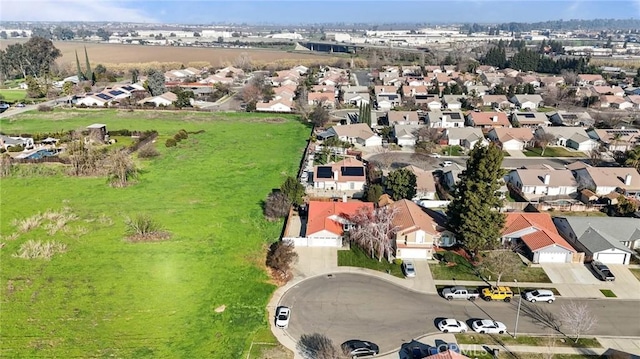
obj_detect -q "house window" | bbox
[349,182,355,190]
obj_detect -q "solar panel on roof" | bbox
[522,113,536,118]
[96,93,112,100]
[122,85,135,91]
[564,114,578,119]
[317,166,333,179]
[109,90,124,96]
[341,167,364,177]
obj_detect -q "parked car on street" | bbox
[524,289,556,303]
[438,318,469,333]
[429,153,441,158]
[441,161,453,167]
[341,340,379,358]
[275,306,290,328]
[402,260,416,278]
[591,261,615,281]
[481,286,514,302]
[471,319,507,334]
[442,286,480,301]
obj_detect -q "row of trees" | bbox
[29,26,113,41]
[0,37,61,81]
[482,44,599,74]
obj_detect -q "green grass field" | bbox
[0,89,27,103]
[0,109,309,358]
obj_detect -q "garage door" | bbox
[307,237,341,247]
[595,252,627,265]
[537,252,567,263]
[398,248,429,260]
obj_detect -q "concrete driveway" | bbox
[541,263,640,299]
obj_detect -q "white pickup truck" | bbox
[442,286,480,301]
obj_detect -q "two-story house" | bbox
[507,168,578,201]
[313,157,367,192]
[428,110,465,128]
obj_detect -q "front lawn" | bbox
[536,106,557,113]
[630,268,640,281]
[523,147,586,157]
[440,145,464,156]
[430,251,551,283]
[600,289,617,297]
[337,245,404,278]
[0,109,309,358]
[456,334,602,348]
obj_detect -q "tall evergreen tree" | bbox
[84,47,94,85]
[447,143,506,253]
[75,50,85,81]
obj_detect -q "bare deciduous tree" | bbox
[266,240,298,282]
[264,192,291,220]
[534,131,557,156]
[233,52,253,72]
[588,147,604,167]
[107,149,138,187]
[561,70,578,86]
[349,205,399,262]
[297,333,343,359]
[479,249,524,287]
[0,154,12,177]
[559,301,597,343]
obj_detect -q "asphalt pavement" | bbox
[278,273,640,354]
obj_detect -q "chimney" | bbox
[333,170,339,181]
[625,174,632,186]
[544,173,551,185]
[492,116,498,122]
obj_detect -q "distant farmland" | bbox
[0,39,348,71]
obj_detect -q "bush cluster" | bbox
[138,143,160,158]
[165,138,177,147]
[7,145,24,153]
[37,104,53,112]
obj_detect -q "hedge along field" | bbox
[0,109,309,358]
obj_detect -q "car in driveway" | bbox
[524,289,556,303]
[15,103,25,108]
[471,319,507,334]
[438,318,469,333]
[591,261,615,281]
[402,260,416,278]
[275,306,290,328]
[341,340,379,358]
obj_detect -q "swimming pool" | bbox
[24,149,60,160]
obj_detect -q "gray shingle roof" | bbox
[558,217,638,253]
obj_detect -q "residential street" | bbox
[279,273,640,354]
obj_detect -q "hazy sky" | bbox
[1,0,638,24]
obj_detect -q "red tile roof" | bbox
[306,201,373,236]
[503,213,575,252]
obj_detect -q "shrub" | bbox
[7,145,24,153]
[138,143,160,158]
[165,138,177,147]
[37,104,53,112]
[13,240,67,260]
[393,258,403,265]
[178,129,189,139]
[124,214,170,242]
[173,133,183,142]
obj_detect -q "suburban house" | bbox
[137,91,178,107]
[540,76,565,87]
[344,92,370,107]
[255,98,294,113]
[487,128,535,151]
[321,123,382,147]
[413,94,442,110]
[0,135,34,150]
[599,95,633,109]
[445,128,488,149]
[627,95,640,110]
[481,95,512,109]
[164,67,202,82]
[517,74,541,88]
[308,92,335,107]
[577,74,606,86]
[507,168,578,201]
[199,73,234,85]
[553,216,638,264]
[511,112,550,127]
[388,111,420,125]
[502,213,576,263]
[572,167,640,198]
[587,128,640,152]
[389,199,454,259]
[394,124,422,147]
[402,85,429,99]
[466,112,511,128]
[442,95,465,110]
[534,127,599,152]
[590,85,625,97]
[77,93,114,107]
[303,201,374,247]
[428,110,465,128]
[510,94,544,109]
[312,157,367,192]
[375,85,401,110]
[547,111,593,127]
[466,85,489,96]
[403,165,437,200]
[442,163,466,190]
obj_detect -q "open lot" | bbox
[0,109,309,358]
[0,89,27,102]
[0,39,343,69]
